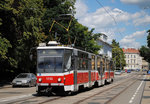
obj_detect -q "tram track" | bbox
[73,74,142,104]
[105,74,146,104]
[2,73,142,104]
[105,78,139,104]
[35,73,140,104]
[6,95,62,104]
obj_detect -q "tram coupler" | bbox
[45,87,52,93]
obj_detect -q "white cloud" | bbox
[133,15,150,26]
[120,0,150,9]
[120,30,146,48]
[75,0,150,48]
[75,1,149,30]
[75,0,88,18]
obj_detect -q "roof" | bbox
[37,46,73,50]
[122,48,139,54]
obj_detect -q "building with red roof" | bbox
[122,48,142,70]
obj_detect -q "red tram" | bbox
[36,41,114,94]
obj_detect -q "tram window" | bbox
[78,51,88,70]
[55,57,63,71]
[102,58,105,72]
[79,58,83,70]
[107,61,109,71]
[38,56,63,73]
[91,55,95,70]
[97,57,100,69]
[110,61,113,71]
[64,50,72,71]
[97,57,101,74]
[100,61,103,73]
[78,58,88,70]
[84,59,88,70]
[37,49,64,73]
[76,57,79,70]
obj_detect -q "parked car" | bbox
[147,70,150,74]
[127,69,131,73]
[114,70,122,75]
[136,69,140,72]
[12,73,36,87]
[121,70,125,73]
[142,69,147,72]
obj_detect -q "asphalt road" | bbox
[0,87,36,103]
[0,72,146,104]
[109,74,146,104]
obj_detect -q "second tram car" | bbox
[36,41,114,94]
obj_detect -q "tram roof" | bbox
[37,46,113,60]
[37,46,95,55]
[37,46,74,50]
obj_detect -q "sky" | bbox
[74,0,150,49]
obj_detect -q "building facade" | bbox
[122,48,142,70]
[97,34,112,58]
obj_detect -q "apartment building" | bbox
[97,34,112,58]
[122,48,142,70]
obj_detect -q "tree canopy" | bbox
[139,30,150,63]
[0,0,101,80]
[111,39,126,70]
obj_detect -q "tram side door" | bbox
[74,56,78,91]
[100,61,103,80]
[88,59,92,87]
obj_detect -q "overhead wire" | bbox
[95,0,124,37]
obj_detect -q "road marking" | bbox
[129,75,146,103]
[0,94,32,102]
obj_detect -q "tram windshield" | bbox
[37,49,72,73]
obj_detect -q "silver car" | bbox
[12,73,36,87]
[114,70,122,75]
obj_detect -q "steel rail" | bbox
[73,74,141,104]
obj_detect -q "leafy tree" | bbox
[14,0,46,73]
[42,0,76,40]
[0,17,12,61]
[140,46,150,62]
[0,0,102,81]
[112,39,126,70]
[42,0,101,54]
[147,30,150,48]
[68,21,101,54]
[140,30,150,63]
[0,0,46,81]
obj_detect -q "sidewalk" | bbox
[0,81,12,89]
[141,75,150,104]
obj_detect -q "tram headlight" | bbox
[38,78,42,82]
[58,78,61,82]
